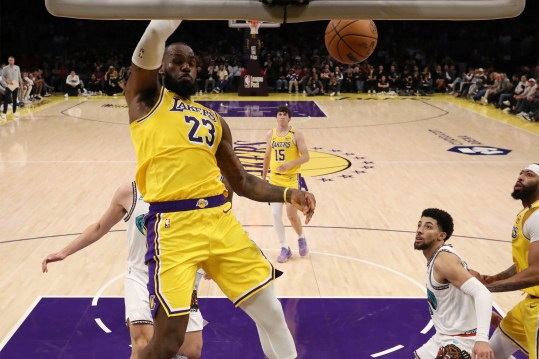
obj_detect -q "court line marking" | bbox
[371,344,404,357]
[94,318,112,334]
[92,272,125,306]
[0,225,509,245]
[0,296,42,351]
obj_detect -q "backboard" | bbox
[45,0,526,21]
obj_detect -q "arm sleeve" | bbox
[460,277,492,342]
[132,20,182,70]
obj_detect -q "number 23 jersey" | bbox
[130,87,226,202]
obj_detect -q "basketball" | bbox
[324,20,378,65]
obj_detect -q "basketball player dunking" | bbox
[413,208,494,359]
[125,20,316,359]
[42,182,204,359]
[262,105,310,263]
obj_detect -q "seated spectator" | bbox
[377,75,390,93]
[86,73,102,95]
[305,74,323,96]
[275,65,288,93]
[287,68,299,94]
[104,66,121,96]
[65,70,81,97]
[215,64,228,93]
[205,65,217,93]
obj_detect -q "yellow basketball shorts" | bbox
[498,294,539,358]
[145,201,280,318]
[269,173,301,189]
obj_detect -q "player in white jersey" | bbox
[413,208,494,359]
[42,182,204,359]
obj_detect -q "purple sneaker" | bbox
[298,237,309,256]
[277,247,292,263]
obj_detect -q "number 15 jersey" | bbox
[269,126,300,176]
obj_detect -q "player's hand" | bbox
[481,274,497,284]
[468,268,487,285]
[491,311,503,328]
[289,189,316,224]
[41,252,66,273]
[472,341,494,359]
[277,163,290,172]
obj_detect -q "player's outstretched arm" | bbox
[41,184,131,273]
[126,20,181,123]
[216,117,315,223]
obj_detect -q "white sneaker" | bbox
[503,100,511,106]
[64,93,69,98]
[336,91,341,96]
[502,108,511,114]
[330,92,335,96]
[480,97,488,105]
[13,112,20,118]
[0,113,6,121]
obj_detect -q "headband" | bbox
[524,164,539,176]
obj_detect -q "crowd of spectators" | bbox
[0,1,537,120]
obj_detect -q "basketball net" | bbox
[248,20,260,35]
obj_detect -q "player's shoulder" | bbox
[114,182,135,206]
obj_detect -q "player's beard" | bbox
[164,72,196,99]
[511,183,538,200]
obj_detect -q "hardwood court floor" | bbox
[0,92,537,351]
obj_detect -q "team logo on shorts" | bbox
[165,218,170,228]
[149,295,156,310]
[435,344,471,359]
[196,199,209,209]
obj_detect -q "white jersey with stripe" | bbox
[426,245,477,336]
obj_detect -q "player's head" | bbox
[161,42,197,99]
[276,106,292,124]
[415,208,454,250]
[511,163,539,201]
[8,56,14,65]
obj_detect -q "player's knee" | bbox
[179,343,202,359]
[131,336,150,357]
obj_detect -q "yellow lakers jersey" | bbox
[269,127,301,175]
[130,87,225,202]
[512,201,539,297]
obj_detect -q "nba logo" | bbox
[244,75,251,88]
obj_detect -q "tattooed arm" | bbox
[485,242,539,292]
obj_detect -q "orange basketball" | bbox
[324,20,378,65]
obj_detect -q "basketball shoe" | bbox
[277,247,292,263]
[298,237,309,256]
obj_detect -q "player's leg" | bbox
[140,307,190,359]
[490,299,529,358]
[271,202,291,262]
[414,334,441,358]
[178,331,203,359]
[124,270,155,359]
[177,295,205,359]
[285,202,308,256]
[142,211,201,359]
[239,283,297,359]
[203,205,296,359]
[127,321,153,359]
[489,328,519,359]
